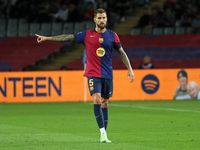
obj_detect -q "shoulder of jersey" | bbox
[85,29,95,34]
[88,29,95,32]
[86,29,116,35]
[106,29,116,34]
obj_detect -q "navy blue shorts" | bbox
[88,77,113,98]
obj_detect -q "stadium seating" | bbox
[130,27,191,35]
[67,34,200,70]
[40,23,52,36]
[0,19,194,37]
[131,28,141,35]
[0,21,95,37]
[0,37,62,71]
[29,23,40,36]
[85,22,95,30]
[175,27,185,34]
[74,22,86,33]
[18,23,29,37]
[0,20,6,37]
[164,27,174,34]
[18,18,26,25]
[186,27,192,34]
[0,20,97,71]
[152,28,163,35]
[63,22,74,34]
[0,17,200,71]
[7,19,18,37]
[51,23,63,35]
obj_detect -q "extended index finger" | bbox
[35,34,40,37]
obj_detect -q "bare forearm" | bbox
[120,52,132,69]
[115,47,134,82]
[116,48,132,69]
[49,34,75,42]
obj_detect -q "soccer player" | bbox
[35,8,135,143]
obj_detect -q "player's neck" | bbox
[95,27,106,33]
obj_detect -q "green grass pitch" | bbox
[0,100,200,150]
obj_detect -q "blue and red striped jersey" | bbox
[74,28,122,79]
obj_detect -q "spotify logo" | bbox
[141,74,159,94]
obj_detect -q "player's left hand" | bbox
[127,68,134,83]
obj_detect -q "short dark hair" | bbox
[177,70,187,80]
[94,8,106,17]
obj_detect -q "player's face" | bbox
[188,86,198,98]
[178,73,187,86]
[94,13,107,30]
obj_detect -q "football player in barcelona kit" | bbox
[35,8,134,143]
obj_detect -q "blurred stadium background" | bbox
[1,0,200,101]
[1,1,200,149]
[1,0,200,71]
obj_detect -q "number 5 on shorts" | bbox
[89,79,93,86]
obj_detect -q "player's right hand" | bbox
[35,34,48,43]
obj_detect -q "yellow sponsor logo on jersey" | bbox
[96,48,105,57]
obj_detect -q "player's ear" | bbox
[93,17,96,23]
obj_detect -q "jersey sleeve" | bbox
[114,32,122,50]
[74,31,87,43]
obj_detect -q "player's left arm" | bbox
[115,47,135,83]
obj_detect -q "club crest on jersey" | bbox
[99,38,104,43]
[90,87,94,91]
[96,48,105,57]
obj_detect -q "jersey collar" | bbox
[94,28,107,34]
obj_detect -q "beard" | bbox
[97,23,106,30]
